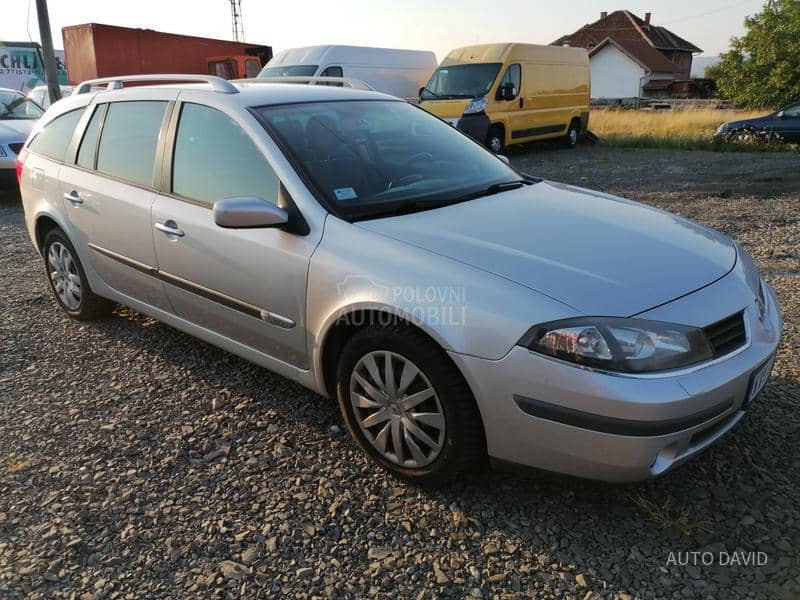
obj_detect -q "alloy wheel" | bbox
[48,241,81,310]
[349,350,445,468]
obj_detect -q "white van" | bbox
[258,45,437,101]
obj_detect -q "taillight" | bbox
[16,154,24,186]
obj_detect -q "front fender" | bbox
[305,216,580,393]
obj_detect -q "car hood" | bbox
[356,181,736,316]
[0,119,36,141]
[722,114,772,129]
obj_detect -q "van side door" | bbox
[151,101,320,369]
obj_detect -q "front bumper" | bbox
[448,114,490,144]
[450,282,782,482]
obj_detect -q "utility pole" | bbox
[35,0,61,105]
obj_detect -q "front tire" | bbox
[42,228,114,320]
[336,324,485,486]
[486,125,505,154]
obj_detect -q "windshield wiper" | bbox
[450,179,531,201]
[350,180,534,221]
[420,86,441,99]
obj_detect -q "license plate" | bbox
[745,355,775,408]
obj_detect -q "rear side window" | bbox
[172,103,278,205]
[27,109,83,161]
[96,101,167,187]
[77,104,107,169]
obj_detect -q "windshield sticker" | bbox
[334,187,358,201]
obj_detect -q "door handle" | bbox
[519,98,524,108]
[63,191,83,205]
[155,221,185,237]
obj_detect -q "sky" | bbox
[5,0,765,62]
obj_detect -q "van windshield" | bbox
[259,65,319,78]
[255,100,529,221]
[421,63,502,100]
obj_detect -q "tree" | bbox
[703,62,724,81]
[715,0,800,108]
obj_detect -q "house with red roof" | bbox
[552,10,704,100]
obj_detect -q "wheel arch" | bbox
[34,212,68,255]
[488,121,507,143]
[317,306,456,398]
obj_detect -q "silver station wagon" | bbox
[19,75,782,485]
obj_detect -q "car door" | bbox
[775,102,800,142]
[58,94,175,311]
[495,64,525,141]
[151,100,317,367]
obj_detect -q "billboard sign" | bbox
[0,42,68,92]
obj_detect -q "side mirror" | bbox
[776,110,785,119]
[498,82,516,101]
[497,154,510,165]
[214,196,289,229]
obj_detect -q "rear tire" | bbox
[561,119,580,149]
[486,125,505,154]
[42,228,115,320]
[336,324,486,486]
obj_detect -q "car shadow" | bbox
[91,306,798,542]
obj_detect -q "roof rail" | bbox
[235,76,374,91]
[74,74,239,95]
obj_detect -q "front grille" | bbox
[704,311,746,357]
[8,143,24,155]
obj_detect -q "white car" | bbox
[0,88,43,190]
[28,85,75,110]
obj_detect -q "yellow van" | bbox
[419,43,590,152]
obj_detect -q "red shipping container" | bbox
[62,23,272,84]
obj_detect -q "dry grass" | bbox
[5,457,37,474]
[629,493,714,540]
[588,108,791,151]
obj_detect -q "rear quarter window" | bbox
[27,109,84,162]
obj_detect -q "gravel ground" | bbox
[1,146,799,599]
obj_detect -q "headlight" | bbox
[519,317,714,373]
[737,243,762,297]
[463,96,488,115]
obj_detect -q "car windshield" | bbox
[256,100,527,220]
[0,91,44,120]
[259,65,319,78]
[420,63,502,100]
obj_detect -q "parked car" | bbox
[258,45,437,102]
[715,100,800,144]
[27,85,75,110]
[419,44,590,152]
[19,75,781,485]
[0,88,43,189]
